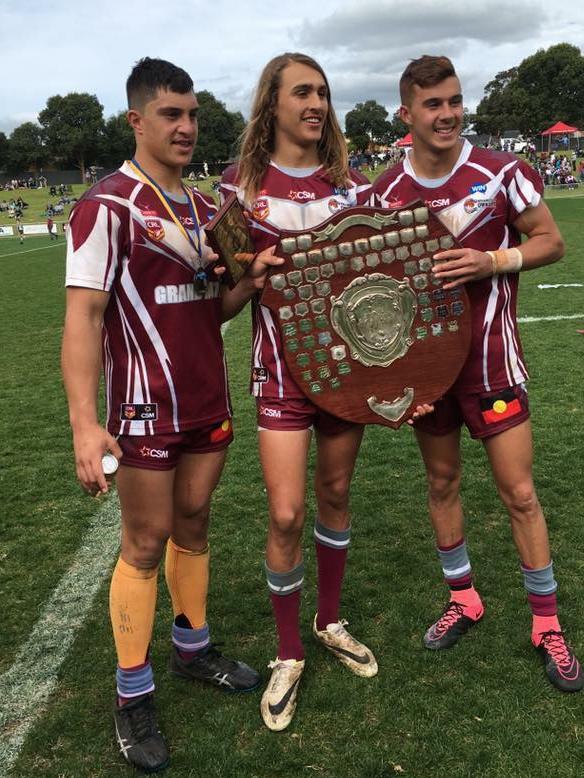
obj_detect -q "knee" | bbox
[269,507,305,544]
[316,472,351,513]
[124,530,169,570]
[426,465,461,505]
[500,481,540,520]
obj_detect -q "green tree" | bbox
[194,91,245,162]
[39,93,105,180]
[345,100,392,152]
[474,44,584,136]
[99,112,135,168]
[6,122,48,173]
[0,131,9,171]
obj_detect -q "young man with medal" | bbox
[62,57,280,773]
[372,55,582,693]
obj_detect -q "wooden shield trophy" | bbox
[260,201,471,428]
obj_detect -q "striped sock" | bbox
[266,561,305,661]
[437,539,482,617]
[116,660,155,706]
[172,620,210,661]
[521,561,560,644]
[314,519,350,631]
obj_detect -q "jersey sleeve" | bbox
[504,159,544,223]
[65,197,125,291]
[350,169,373,206]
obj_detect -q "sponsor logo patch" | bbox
[464,197,496,214]
[252,367,268,383]
[480,389,522,424]
[328,198,342,213]
[139,445,169,459]
[333,186,348,197]
[259,406,282,418]
[288,190,316,201]
[121,403,158,421]
[470,183,488,194]
[425,198,450,209]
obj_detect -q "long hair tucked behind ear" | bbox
[236,52,349,202]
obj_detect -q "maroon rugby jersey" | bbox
[221,163,371,398]
[372,140,543,393]
[66,161,231,436]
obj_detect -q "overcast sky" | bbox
[2,0,583,135]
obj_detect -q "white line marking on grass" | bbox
[0,243,63,259]
[0,496,121,776]
[537,283,583,289]
[0,317,234,775]
[518,313,584,323]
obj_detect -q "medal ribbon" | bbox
[127,158,202,257]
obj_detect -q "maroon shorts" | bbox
[118,419,233,471]
[256,397,358,436]
[414,384,530,440]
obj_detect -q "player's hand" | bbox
[432,248,493,289]
[407,403,435,425]
[72,423,122,496]
[243,246,285,290]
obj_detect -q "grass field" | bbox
[0,197,583,778]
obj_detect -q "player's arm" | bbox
[220,246,285,321]
[432,201,564,290]
[61,287,122,495]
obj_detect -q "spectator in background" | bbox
[47,216,57,240]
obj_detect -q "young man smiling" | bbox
[62,57,279,772]
[372,55,582,693]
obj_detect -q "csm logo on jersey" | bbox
[288,190,315,201]
[121,403,158,421]
[139,445,169,459]
[425,198,450,208]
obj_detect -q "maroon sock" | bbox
[316,542,348,631]
[270,590,304,660]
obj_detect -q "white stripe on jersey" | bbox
[482,276,499,391]
[377,171,408,205]
[260,304,284,399]
[515,168,540,209]
[252,304,264,398]
[116,296,150,436]
[119,268,180,433]
[65,203,120,290]
[501,273,527,385]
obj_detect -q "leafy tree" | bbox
[99,112,135,168]
[0,132,9,171]
[388,110,408,143]
[39,93,105,180]
[6,122,48,173]
[345,100,392,152]
[474,44,584,136]
[194,91,245,162]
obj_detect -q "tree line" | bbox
[1,43,582,173]
[0,91,244,178]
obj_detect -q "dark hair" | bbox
[399,55,457,105]
[126,57,193,109]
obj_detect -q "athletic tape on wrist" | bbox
[486,247,523,274]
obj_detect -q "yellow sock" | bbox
[109,557,158,668]
[164,538,209,628]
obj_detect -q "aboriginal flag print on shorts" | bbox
[480,388,522,424]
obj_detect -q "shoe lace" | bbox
[540,630,572,667]
[266,659,297,694]
[435,602,465,631]
[123,698,157,743]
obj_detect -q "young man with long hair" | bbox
[372,55,582,693]
[221,52,378,731]
[62,57,280,772]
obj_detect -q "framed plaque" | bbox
[260,201,471,428]
[205,193,255,288]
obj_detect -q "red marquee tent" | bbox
[396,133,413,147]
[540,121,578,135]
[541,121,579,152]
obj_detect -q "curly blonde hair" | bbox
[237,52,349,202]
